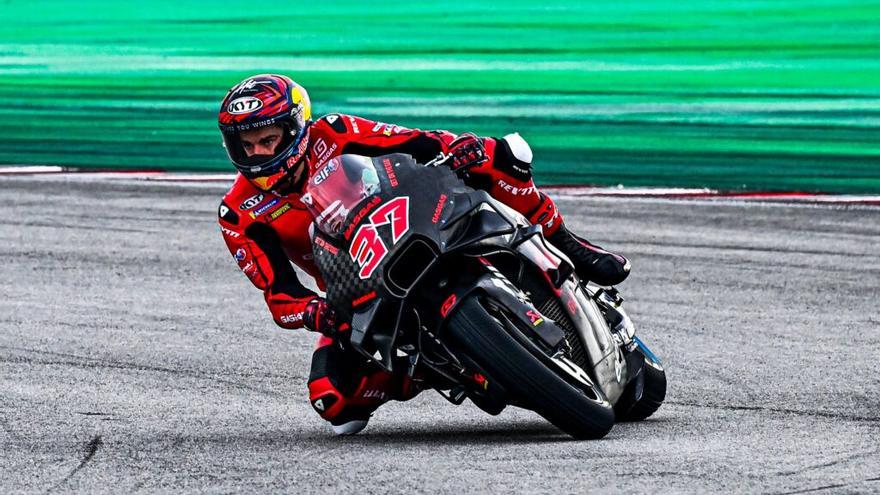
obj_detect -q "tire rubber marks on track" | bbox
[48,434,102,492]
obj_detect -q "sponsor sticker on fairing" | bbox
[314,236,339,255]
[234,248,247,261]
[312,160,338,185]
[362,389,388,400]
[382,158,398,187]
[431,194,448,224]
[525,309,544,327]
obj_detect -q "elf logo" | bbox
[312,159,337,185]
[227,96,263,115]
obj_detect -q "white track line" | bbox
[0,165,66,174]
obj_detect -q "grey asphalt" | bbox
[1,176,878,494]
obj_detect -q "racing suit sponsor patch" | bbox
[280,312,305,325]
[220,226,240,238]
[239,193,265,210]
[241,260,258,280]
[249,198,280,219]
[267,203,292,222]
[371,122,407,136]
[313,139,338,166]
[347,116,360,133]
[234,248,247,261]
[496,179,536,196]
[362,389,388,400]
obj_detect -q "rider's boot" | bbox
[547,224,630,286]
[330,412,371,435]
[527,193,630,286]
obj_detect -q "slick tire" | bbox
[447,295,614,440]
[614,358,666,422]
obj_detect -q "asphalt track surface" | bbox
[1,176,878,494]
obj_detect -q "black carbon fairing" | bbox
[309,154,478,367]
[311,154,470,313]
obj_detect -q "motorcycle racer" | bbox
[217,74,630,434]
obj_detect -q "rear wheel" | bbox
[447,295,615,440]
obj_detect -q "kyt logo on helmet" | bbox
[226,96,263,115]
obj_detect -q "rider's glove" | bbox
[303,298,347,338]
[447,133,488,171]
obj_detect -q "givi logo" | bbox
[349,197,410,279]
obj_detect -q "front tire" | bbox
[447,295,615,440]
[614,358,666,422]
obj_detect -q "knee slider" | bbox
[494,132,533,181]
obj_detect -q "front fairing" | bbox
[308,154,479,368]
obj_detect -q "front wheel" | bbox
[614,357,666,422]
[447,295,615,440]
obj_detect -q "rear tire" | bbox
[447,295,615,440]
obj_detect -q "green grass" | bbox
[1,0,879,192]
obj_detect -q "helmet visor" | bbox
[221,119,304,178]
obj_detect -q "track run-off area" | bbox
[1,174,878,493]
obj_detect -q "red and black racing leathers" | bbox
[218,114,575,426]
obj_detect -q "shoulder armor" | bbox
[218,200,239,225]
[319,113,348,134]
[219,174,261,225]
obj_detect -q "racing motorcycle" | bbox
[304,153,666,439]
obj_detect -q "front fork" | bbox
[592,285,664,378]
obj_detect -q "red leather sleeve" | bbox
[339,115,458,164]
[219,208,317,329]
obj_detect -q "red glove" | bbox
[447,133,488,171]
[303,298,348,338]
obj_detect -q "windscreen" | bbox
[304,155,380,237]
